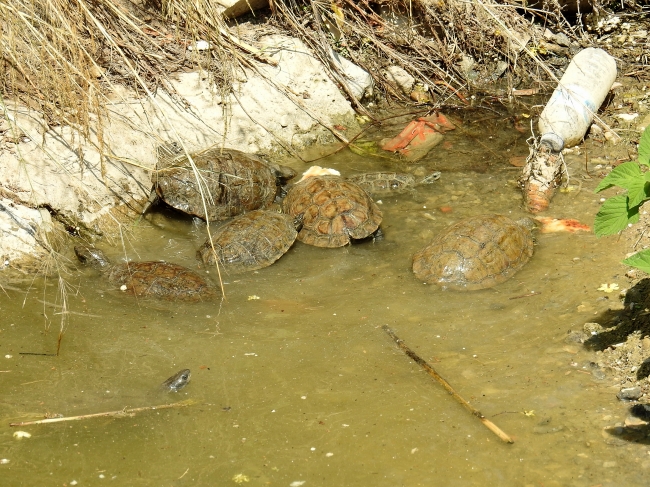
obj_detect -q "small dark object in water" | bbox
[74,245,217,302]
[161,369,191,392]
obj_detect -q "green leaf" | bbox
[594,161,642,193]
[627,179,650,208]
[639,126,650,167]
[623,249,650,274]
[594,194,639,236]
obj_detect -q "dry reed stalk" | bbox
[9,399,195,426]
[271,0,583,107]
[382,325,514,444]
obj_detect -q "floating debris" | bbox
[232,473,250,484]
[12,431,31,439]
[598,283,619,293]
[535,217,591,233]
[298,166,340,182]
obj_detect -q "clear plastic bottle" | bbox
[538,47,617,151]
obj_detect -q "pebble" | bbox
[583,322,604,334]
[565,331,586,344]
[624,416,648,427]
[617,386,643,401]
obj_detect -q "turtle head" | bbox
[515,217,538,232]
[419,171,442,185]
[274,164,297,185]
[74,246,111,269]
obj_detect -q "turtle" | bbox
[346,171,441,195]
[74,245,217,301]
[152,144,296,221]
[161,369,191,392]
[281,175,383,248]
[411,214,534,291]
[197,208,299,273]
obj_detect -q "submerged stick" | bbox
[381,325,514,444]
[9,400,194,427]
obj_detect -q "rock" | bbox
[458,55,476,79]
[584,322,604,335]
[217,0,268,19]
[624,415,648,427]
[617,386,643,401]
[328,48,373,100]
[565,331,587,344]
[383,66,415,95]
[494,61,509,78]
[554,33,572,47]
[0,199,55,265]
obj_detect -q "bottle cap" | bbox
[540,133,564,152]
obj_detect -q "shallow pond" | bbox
[1,109,645,486]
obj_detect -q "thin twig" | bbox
[509,291,541,300]
[9,400,194,427]
[381,325,514,444]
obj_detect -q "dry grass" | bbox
[270,0,590,106]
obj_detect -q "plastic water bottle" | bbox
[538,47,617,151]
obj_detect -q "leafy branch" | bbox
[594,126,650,272]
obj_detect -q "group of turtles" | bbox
[75,145,535,300]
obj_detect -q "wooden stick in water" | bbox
[9,400,194,427]
[381,325,514,444]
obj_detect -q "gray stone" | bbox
[617,386,643,401]
[329,48,374,100]
[383,66,415,95]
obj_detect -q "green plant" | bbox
[594,126,650,271]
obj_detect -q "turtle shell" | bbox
[153,146,294,221]
[412,214,534,291]
[106,261,217,301]
[197,209,297,272]
[281,175,382,248]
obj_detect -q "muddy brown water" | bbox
[0,111,645,486]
